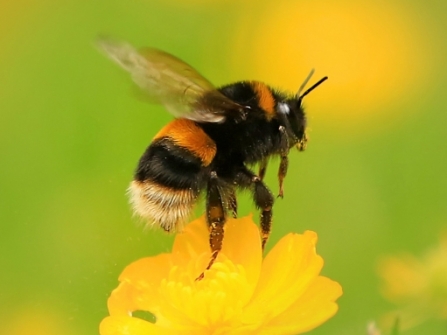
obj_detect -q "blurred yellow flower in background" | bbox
[378,232,447,329]
[100,216,342,335]
[230,0,435,131]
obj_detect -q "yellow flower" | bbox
[378,232,447,327]
[100,215,342,335]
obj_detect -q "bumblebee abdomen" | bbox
[134,139,202,189]
[128,179,198,232]
[129,119,216,231]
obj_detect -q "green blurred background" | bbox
[1,0,446,334]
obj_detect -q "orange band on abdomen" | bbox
[153,119,216,166]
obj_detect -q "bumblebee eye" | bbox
[277,102,290,115]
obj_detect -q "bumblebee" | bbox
[97,39,327,276]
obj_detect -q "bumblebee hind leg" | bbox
[197,171,227,280]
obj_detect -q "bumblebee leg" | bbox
[256,178,274,250]
[228,188,238,218]
[258,158,268,181]
[197,171,226,280]
[277,126,290,198]
[278,155,288,198]
[235,168,274,250]
[297,131,308,151]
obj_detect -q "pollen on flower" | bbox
[100,216,342,335]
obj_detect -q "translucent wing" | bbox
[97,38,245,123]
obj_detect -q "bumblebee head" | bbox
[278,70,328,151]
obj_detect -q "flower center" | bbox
[157,253,253,331]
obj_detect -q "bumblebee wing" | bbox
[97,38,245,123]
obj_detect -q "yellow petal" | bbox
[243,231,324,322]
[171,216,210,266]
[100,316,175,335]
[108,254,172,316]
[262,276,343,334]
[219,215,262,288]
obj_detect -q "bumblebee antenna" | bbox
[296,69,315,97]
[298,75,328,101]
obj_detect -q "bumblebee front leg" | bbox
[197,171,226,280]
[236,167,274,250]
[278,125,290,198]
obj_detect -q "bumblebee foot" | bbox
[195,250,219,281]
[277,188,284,199]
